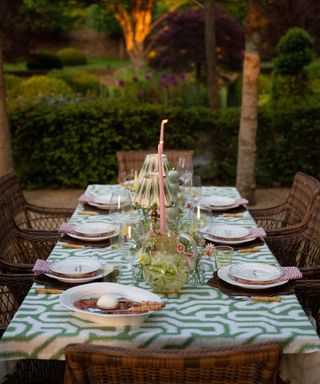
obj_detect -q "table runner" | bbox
[0,185,319,384]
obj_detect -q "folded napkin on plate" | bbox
[59,223,78,235]
[32,259,99,278]
[243,227,266,240]
[78,194,95,204]
[236,266,303,285]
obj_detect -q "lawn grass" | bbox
[4,57,131,72]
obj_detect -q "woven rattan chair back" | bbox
[295,280,320,336]
[65,343,282,384]
[0,172,72,231]
[284,172,320,225]
[116,150,194,183]
[0,273,33,337]
[266,194,320,267]
[0,197,57,272]
[251,172,320,231]
[0,172,31,229]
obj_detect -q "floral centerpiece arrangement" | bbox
[131,119,214,293]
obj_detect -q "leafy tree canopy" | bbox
[148,8,244,74]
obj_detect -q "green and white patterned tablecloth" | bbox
[0,186,320,384]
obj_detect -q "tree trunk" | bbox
[236,46,260,203]
[204,0,219,109]
[236,0,264,204]
[127,41,146,71]
[0,37,14,176]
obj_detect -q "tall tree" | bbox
[107,0,188,70]
[0,39,13,175]
[236,0,266,203]
[0,0,74,175]
[204,0,219,109]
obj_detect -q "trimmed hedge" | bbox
[57,48,87,66]
[8,100,320,188]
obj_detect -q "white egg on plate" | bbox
[97,293,119,309]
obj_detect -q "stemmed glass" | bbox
[109,189,133,218]
[176,157,193,187]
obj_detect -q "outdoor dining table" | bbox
[0,185,320,384]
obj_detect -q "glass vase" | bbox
[138,230,197,294]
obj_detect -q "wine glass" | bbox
[176,157,193,187]
[109,189,133,218]
[189,175,202,204]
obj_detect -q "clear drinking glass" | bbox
[184,175,202,205]
[176,157,193,187]
[213,246,233,271]
[109,190,133,217]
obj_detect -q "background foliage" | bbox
[8,100,320,188]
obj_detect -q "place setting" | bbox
[32,258,121,290]
[59,222,120,247]
[78,190,132,214]
[207,246,303,297]
[199,223,266,249]
[200,195,248,214]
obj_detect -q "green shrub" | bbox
[57,48,87,66]
[48,68,105,96]
[227,74,272,107]
[110,70,209,108]
[306,61,320,94]
[27,51,63,70]
[10,75,73,100]
[272,28,314,103]
[8,100,320,188]
[274,27,313,75]
[4,74,23,93]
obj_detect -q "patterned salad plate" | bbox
[229,262,283,283]
[201,225,255,245]
[218,265,288,289]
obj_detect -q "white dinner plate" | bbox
[88,194,130,210]
[201,229,256,245]
[45,271,103,284]
[49,258,102,277]
[200,195,237,208]
[229,262,283,283]
[217,265,288,290]
[74,223,117,236]
[60,282,162,328]
[68,223,119,242]
[210,225,250,240]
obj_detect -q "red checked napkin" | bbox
[32,259,99,278]
[78,194,95,203]
[242,227,266,240]
[59,223,78,235]
[236,266,303,285]
[227,198,248,207]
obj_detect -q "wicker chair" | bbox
[0,172,73,232]
[265,194,320,267]
[0,197,58,273]
[295,279,320,336]
[0,273,34,337]
[116,150,194,184]
[250,172,320,234]
[0,274,65,384]
[65,343,282,384]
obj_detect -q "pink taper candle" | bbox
[158,119,168,234]
[160,119,168,144]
